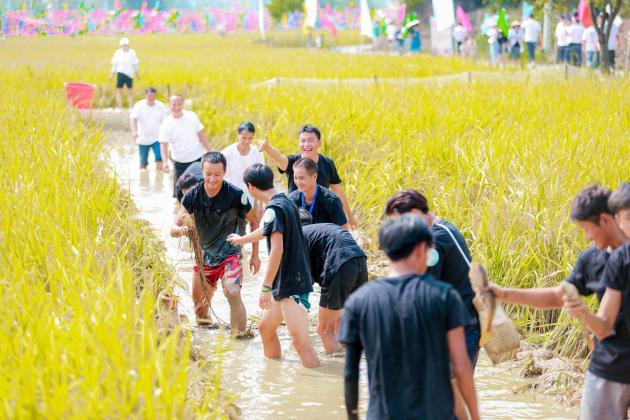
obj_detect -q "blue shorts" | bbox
[138,141,162,167]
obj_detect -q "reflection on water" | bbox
[107,130,578,420]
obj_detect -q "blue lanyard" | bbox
[300,186,318,215]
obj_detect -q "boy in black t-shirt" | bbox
[339,214,479,420]
[288,158,348,229]
[227,164,320,368]
[490,184,629,420]
[563,183,630,420]
[258,124,358,229]
[299,209,367,355]
[172,152,260,335]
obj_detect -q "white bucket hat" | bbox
[119,37,130,46]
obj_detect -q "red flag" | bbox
[456,6,472,33]
[578,0,592,28]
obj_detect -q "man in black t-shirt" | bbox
[288,158,348,229]
[258,124,358,229]
[563,183,630,420]
[298,210,367,355]
[339,214,479,420]
[227,164,320,368]
[385,190,480,366]
[173,152,260,335]
[490,184,629,420]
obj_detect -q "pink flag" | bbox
[456,6,471,32]
[114,0,121,9]
[578,0,592,28]
[396,4,405,25]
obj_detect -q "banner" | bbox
[359,0,371,37]
[303,0,317,29]
[431,0,453,32]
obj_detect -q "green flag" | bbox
[497,8,508,37]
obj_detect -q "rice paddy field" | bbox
[1,33,629,416]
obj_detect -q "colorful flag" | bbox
[578,0,592,28]
[456,6,471,32]
[497,8,508,36]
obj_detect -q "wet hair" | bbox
[299,208,313,226]
[385,189,430,215]
[570,184,612,222]
[177,173,200,192]
[608,183,630,214]
[145,87,157,94]
[243,164,274,191]
[293,158,318,176]
[201,151,227,171]
[299,124,321,140]
[378,214,434,262]
[237,121,255,135]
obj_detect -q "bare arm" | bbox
[490,284,564,309]
[259,137,289,171]
[197,130,212,152]
[130,118,138,140]
[245,210,260,257]
[565,288,621,341]
[448,326,479,420]
[227,226,264,246]
[330,183,358,230]
[170,208,188,238]
[343,341,362,420]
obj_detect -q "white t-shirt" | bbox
[607,22,620,50]
[583,26,598,52]
[523,18,541,43]
[130,99,166,145]
[453,25,467,43]
[158,110,206,163]
[221,143,264,200]
[569,23,584,44]
[555,22,570,46]
[111,48,139,78]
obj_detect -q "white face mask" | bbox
[427,248,440,267]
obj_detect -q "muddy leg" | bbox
[116,88,123,109]
[127,88,134,110]
[452,378,470,420]
[259,300,283,359]
[192,273,216,322]
[222,280,247,335]
[280,299,320,368]
[317,306,342,355]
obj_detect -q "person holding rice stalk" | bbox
[258,124,359,229]
[110,37,139,110]
[172,152,260,334]
[489,184,629,419]
[227,164,320,368]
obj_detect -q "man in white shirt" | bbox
[110,37,140,110]
[583,24,600,68]
[159,94,211,197]
[522,13,541,66]
[221,122,265,216]
[555,16,570,64]
[568,14,584,66]
[130,87,166,171]
[601,13,621,72]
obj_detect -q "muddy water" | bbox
[106,129,578,419]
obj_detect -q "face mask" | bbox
[427,248,440,267]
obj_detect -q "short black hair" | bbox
[243,164,274,191]
[177,173,200,192]
[293,157,318,176]
[379,214,434,262]
[298,208,313,226]
[608,183,630,214]
[238,121,255,134]
[201,151,227,171]
[385,189,430,215]
[299,124,321,140]
[145,86,157,94]
[570,184,612,222]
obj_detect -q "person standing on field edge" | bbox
[522,13,541,67]
[130,87,166,171]
[339,214,479,420]
[158,94,211,198]
[110,37,139,110]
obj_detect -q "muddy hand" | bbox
[563,295,586,318]
[227,233,243,246]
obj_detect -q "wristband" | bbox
[261,286,272,293]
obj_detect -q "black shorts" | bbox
[319,257,368,310]
[116,72,133,89]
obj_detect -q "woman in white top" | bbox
[110,37,140,110]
